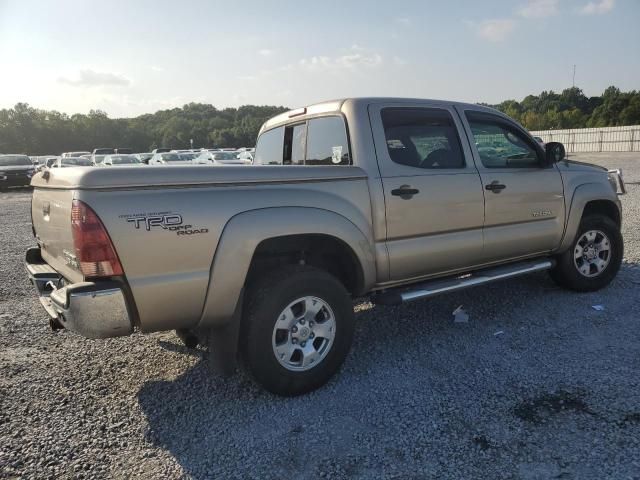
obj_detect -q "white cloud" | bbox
[58,69,131,87]
[258,49,274,56]
[151,65,164,72]
[579,0,615,14]
[474,19,517,42]
[299,46,383,71]
[517,0,559,18]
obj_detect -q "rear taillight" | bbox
[71,199,124,279]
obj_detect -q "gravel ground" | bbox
[1,153,639,479]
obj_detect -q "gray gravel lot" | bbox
[1,153,640,479]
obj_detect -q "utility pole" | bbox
[572,65,576,88]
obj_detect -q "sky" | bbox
[0,0,638,118]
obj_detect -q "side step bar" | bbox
[371,259,554,306]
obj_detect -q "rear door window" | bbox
[381,108,465,169]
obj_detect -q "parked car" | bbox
[178,153,197,161]
[91,155,106,166]
[0,154,35,189]
[533,136,545,148]
[236,151,254,164]
[151,148,172,154]
[53,157,94,168]
[193,151,247,165]
[115,148,133,155]
[149,152,193,165]
[99,154,143,167]
[61,151,91,158]
[134,153,153,164]
[25,97,626,396]
[92,148,115,155]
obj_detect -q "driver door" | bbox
[457,108,565,262]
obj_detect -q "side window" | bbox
[466,113,540,168]
[254,126,284,165]
[381,108,465,169]
[306,116,350,165]
[284,123,306,165]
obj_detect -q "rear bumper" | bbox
[25,247,133,339]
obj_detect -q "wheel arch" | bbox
[197,207,376,330]
[558,182,622,252]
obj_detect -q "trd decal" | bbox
[119,212,209,236]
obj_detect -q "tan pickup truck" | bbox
[26,98,626,395]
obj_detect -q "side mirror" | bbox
[545,142,565,164]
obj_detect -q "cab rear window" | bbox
[255,116,350,166]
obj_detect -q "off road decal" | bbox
[119,212,209,236]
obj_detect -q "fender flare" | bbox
[197,206,376,329]
[558,182,621,252]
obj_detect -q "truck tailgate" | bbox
[31,187,83,283]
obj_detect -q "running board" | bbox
[371,259,554,306]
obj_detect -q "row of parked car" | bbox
[0,147,255,189]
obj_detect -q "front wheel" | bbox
[549,214,623,292]
[242,265,355,396]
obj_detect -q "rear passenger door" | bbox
[369,102,485,282]
[458,109,565,262]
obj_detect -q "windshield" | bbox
[110,155,140,164]
[160,153,183,161]
[179,153,195,160]
[0,155,32,166]
[62,157,93,166]
[213,152,238,161]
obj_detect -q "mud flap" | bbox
[206,289,243,376]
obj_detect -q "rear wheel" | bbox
[242,265,355,396]
[550,214,623,292]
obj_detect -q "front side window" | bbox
[381,108,465,169]
[305,116,350,165]
[255,126,284,165]
[466,113,540,168]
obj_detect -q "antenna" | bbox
[572,65,576,88]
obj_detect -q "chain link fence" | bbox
[530,125,640,153]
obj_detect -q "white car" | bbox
[52,157,94,168]
[149,152,194,165]
[193,151,248,165]
[98,154,143,167]
[61,151,91,158]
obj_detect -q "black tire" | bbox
[549,214,623,292]
[242,265,355,396]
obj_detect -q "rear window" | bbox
[381,108,465,169]
[305,116,350,165]
[255,116,350,166]
[255,126,284,165]
[0,155,31,166]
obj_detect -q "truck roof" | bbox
[260,97,505,133]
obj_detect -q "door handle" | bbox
[391,185,420,198]
[485,181,506,193]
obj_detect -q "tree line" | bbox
[1,86,639,155]
[490,86,640,131]
[0,103,288,155]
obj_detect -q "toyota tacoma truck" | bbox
[25,98,626,396]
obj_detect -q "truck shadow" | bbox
[137,267,638,478]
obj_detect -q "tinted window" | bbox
[255,126,284,165]
[306,116,350,165]
[381,108,464,169]
[466,113,540,168]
